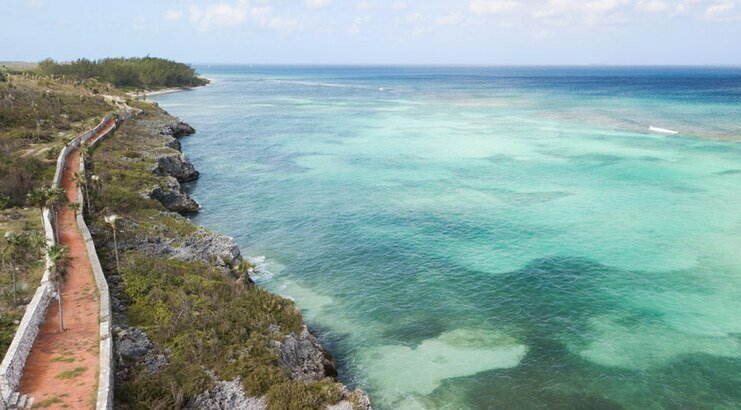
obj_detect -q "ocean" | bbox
[153,66,741,409]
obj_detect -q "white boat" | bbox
[649,126,679,135]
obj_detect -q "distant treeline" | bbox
[38,57,208,90]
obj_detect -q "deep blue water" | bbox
[154,66,741,409]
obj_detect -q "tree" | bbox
[47,187,68,242]
[68,202,81,215]
[104,214,120,271]
[47,244,70,332]
[72,172,90,212]
[79,142,92,165]
[26,186,50,221]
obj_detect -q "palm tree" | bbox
[72,172,90,212]
[68,202,81,216]
[104,214,120,271]
[79,142,92,164]
[47,244,70,332]
[26,187,49,213]
[47,187,68,241]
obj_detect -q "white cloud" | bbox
[164,9,184,22]
[705,1,740,20]
[186,0,299,32]
[305,0,332,10]
[470,0,521,15]
[635,0,669,13]
[189,2,249,31]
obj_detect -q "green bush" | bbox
[265,380,344,410]
[38,57,208,90]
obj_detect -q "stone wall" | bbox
[0,114,122,409]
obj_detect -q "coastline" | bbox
[129,78,213,99]
[88,96,370,408]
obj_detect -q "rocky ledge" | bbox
[137,115,201,214]
[147,176,200,213]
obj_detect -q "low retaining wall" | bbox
[0,113,123,409]
[78,115,123,410]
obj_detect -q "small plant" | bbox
[68,202,81,215]
[55,366,86,380]
[104,214,120,271]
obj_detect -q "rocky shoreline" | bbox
[97,108,370,409]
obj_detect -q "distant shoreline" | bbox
[129,78,212,99]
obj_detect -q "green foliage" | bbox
[38,57,209,90]
[114,253,304,408]
[265,379,344,410]
[0,156,46,208]
[0,74,110,135]
[0,208,45,357]
[0,310,23,356]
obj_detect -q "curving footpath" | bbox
[0,112,126,410]
[18,119,115,409]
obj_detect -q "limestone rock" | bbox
[147,176,200,214]
[116,327,152,358]
[171,231,243,270]
[115,326,169,374]
[165,136,182,151]
[152,153,199,182]
[186,379,266,410]
[328,388,373,410]
[277,326,337,382]
[167,120,196,138]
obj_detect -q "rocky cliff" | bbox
[92,106,370,409]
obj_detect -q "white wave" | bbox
[262,78,374,90]
[649,126,679,135]
[247,255,277,281]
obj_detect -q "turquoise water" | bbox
[154,67,741,409]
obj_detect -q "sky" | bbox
[2,0,741,65]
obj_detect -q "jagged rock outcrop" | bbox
[170,231,243,271]
[152,153,199,182]
[165,136,182,151]
[124,219,244,277]
[329,387,373,410]
[166,120,196,138]
[186,379,266,410]
[147,176,200,213]
[277,326,338,382]
[115,326,168,374]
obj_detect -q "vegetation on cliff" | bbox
[87,107,350,409]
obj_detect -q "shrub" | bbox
[265,380,344,410]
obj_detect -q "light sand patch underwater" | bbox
[361,328,527,401]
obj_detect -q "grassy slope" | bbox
[88,106,347,409]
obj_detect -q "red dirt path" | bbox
[18,120,116,409]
